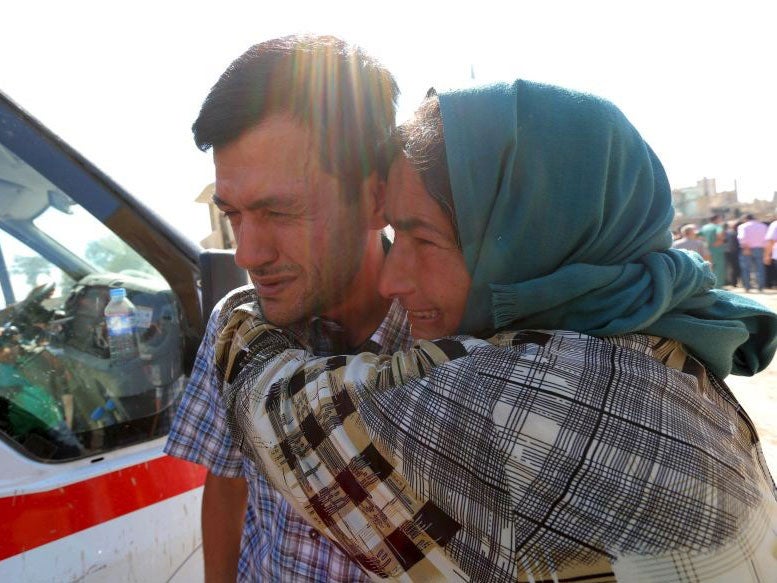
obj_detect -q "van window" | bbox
[0,142,186,462]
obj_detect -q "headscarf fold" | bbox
[440,80,776,377]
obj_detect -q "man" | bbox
[737,213,768,291]
[724,219,742,286]
[697,213,725,285]
[671,223,710,260]
[165,35,409,582]
[765,216,777,288]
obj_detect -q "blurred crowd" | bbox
[672,214,777,291]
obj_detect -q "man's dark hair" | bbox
[193,35,399,201]
[709,214,721,222]
[395,94,458,245]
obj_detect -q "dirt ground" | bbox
[723,287,777,476]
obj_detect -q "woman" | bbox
[216,81,777,581]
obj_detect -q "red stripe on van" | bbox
[0,455,205,560]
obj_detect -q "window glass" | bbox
[0,230,75,309]
[0,142,187,462]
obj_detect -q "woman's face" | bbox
[379,156,471,339]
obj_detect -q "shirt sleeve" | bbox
[164,302,245,477]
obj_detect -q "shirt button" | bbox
[309,529,319,539]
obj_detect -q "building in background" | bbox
[672,178,776,230]
[195,183,235,249]
[672,178,737,226]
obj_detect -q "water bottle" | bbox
[104,287,139,364]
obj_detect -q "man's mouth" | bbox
[252,275,296,297]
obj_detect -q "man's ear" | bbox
[363,172,388,230]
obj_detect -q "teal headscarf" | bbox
[439,80,776,377]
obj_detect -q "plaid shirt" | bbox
[165,286,410,582]
[217,303,777,582]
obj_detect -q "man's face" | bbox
[214,114,369,326]
[379,156,471,339]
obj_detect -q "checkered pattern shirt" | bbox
[165,286,410,582]
[217,301,777,582]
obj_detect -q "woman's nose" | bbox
[378,238,416,300]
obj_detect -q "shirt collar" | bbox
[296,299,410,356]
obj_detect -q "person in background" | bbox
[164,35,406,582]
[671,223,710,260]
[697,213,726,286]
[738,213,768,292]
[764,216,777,288]
[724,219,742,287]
[217,81,777,581]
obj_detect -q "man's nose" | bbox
[233,218,279,270]
[378,239,416,300]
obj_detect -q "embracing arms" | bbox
[216,311,777,581]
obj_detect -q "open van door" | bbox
[0,91,245,581]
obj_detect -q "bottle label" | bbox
[107,314,134,335]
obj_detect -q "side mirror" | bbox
[198,249,249,319]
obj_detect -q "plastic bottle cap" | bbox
[109,287,126,300]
